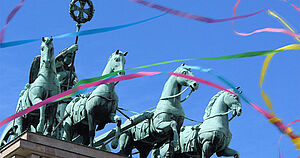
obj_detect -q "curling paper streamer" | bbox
[130,0,265,23]
[73,44,300,89]
[268,10,300,42]
[0,0,25,43]
[0,71,234,128]
[0,72,161,128]
[278,119,300,157]
[259,13,300,114]
[0,13,166,48]
[185,65,300,149]
[232,1,300,39]
[290,3,300,12]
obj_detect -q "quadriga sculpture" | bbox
[154,89,242,158]
[118,64,199,158]
[62,50,127,148]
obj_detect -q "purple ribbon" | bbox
[130,0,265,23]
[0,0,25,43]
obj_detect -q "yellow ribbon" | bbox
[285,127,293,135]
[260,44,300,114]
[260,10,300,114]
[268,117,281,123]
[268,10,300,42]
[292,137,300,150]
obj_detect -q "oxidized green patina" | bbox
[62,50,128,148]
[118,64,199,158]
[152,89,242,158]
[55,44,78,138]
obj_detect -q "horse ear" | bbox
[116,50,120,54]
[181,63,185,66]
[124,52,128,56]
[42,37,45,42]
[50,36,53,42]
[236,87,240,90]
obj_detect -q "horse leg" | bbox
[161,142,177,158]
[119,131,134,157]
[11,117,23,140]
[29,87,45,133]
[216,147,239,158]
[110,113,121,149]
[56,102,68,139]
[202,141,214,158]
[62,116,72,141]
[155,120,180,151]
[44,104,56,136]
[87,112,95,147]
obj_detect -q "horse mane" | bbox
[203,91,225,119]
[203,89,239,120]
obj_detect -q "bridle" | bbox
[203,110,235,122]
[160,86,194,103]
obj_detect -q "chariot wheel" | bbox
[0,122,18,147]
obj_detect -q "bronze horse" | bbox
[118,64,199,158]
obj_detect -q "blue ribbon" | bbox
[0,13,167,48]
[183,65,251,103]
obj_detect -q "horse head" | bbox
[224,88,242,117]
[174,63,199,91]
[106,50,127,76]
[40,37,55,71]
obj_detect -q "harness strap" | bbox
[204,110,233,121]
[160,87,189,100]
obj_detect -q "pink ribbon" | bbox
[0,72,160,127]
[290,4,300,12]
[232,0,300,38]
[168,72,237,95]
[0,71,237,128]
[0,0,25,43]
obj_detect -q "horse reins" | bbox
[203,110,236,122]
[160,86,193,103]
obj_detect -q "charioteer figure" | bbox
[55,44,78,138]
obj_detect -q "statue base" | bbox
[0,132,125,158]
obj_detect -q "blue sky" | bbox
[0,0,299,157]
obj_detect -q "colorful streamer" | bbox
[0,72,161,128]
[0,13,166,48]
[261,44,298,114]
[0,0,25,44]
[0,71,237,128]
[290,3,300,12]
[268,10,300,42]
[278,119,300,157]
[130,0,265,23]
[232,1,300,39]
[184,65,300,149]
[259,12,300,114]
[71,43,300,90]
[0,65,298,148]
[284,0,300,12]
[212,74,300,149]
[280,119,300,151]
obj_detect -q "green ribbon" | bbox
[73,44,300,90]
